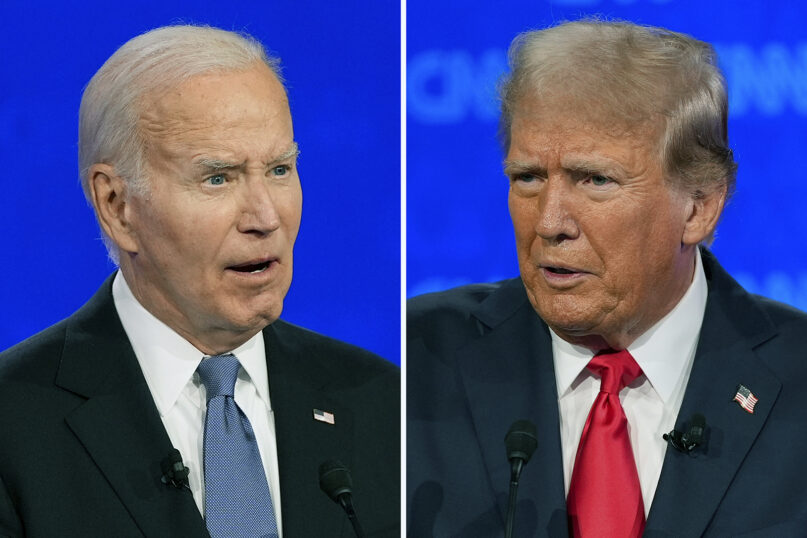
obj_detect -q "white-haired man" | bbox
[408,20,807,537]
[0,25,399,537]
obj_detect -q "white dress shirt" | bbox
[552,249,707,515]
[112,272,283,535]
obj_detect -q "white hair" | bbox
[78,25,282,260]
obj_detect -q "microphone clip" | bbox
[663,413,706,454]
[161,449,190,490]
[663,430,699,453]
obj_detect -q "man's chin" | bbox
[528,297,613,344]
[194,318,276,356]
[529,293,595,328]
[197,302,284,350]
[228,304,283,333]
[543,320,616,351]
[226,287,287,325]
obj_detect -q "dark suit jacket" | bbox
[0,276,399,537]
[407,250,807,537]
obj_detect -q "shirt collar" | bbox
[112,272,270,416]
[552,249,708,403]
[225,331,271,411]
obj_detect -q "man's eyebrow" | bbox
[267,142,300,166]
[503,159,543,174]
[195,158,242,171]
[560,154,625,176]
[192,142,300,172]
[503,156,627,177]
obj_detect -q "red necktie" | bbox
[566,349,645,538]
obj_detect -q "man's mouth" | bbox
[544,266,577,275]
[228,259,274,274]
[538,263,589,283]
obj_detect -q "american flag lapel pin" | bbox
[732,384,759,414]
[313,408,335,425]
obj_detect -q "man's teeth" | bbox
[231,261,270,273]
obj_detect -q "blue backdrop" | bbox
[1,1,401,364]
[407,0,807,314]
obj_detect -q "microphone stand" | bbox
[503,420,538,538]
[505,458,524,538]
[338,494,366,538]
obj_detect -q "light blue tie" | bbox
[198,354,279,538]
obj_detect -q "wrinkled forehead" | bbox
[142,64,288,121]
[137,65,292,160]
[516,84,661,131]
[508,91,665,155]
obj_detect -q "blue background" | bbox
[407,0,807,313]
[1,1,401,364]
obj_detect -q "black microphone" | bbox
[504,420,538,538]
[663,413,706,453]
[318,460,365,538]
[160,448,190,490]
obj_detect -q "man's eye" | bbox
[588,174,613,187]
[513,173,536,183]
[272,165,290,176]
[205,174,227,186]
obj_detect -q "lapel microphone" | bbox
[160,448,190,490]
[504,420,538,538]
[318,460,365,538]
[663,413,707,453]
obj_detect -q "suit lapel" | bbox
[646,252,782,537]
[264,322,354,537]
[456,279,569,537]
[56,277,207,537]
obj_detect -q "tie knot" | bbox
[197,354,241,400]
[587,349,642,395]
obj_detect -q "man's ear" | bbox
[681,182,728,246]
[87,164,139,254]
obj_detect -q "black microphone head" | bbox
[160,449,189,488]
[689,413,706,443]
[167,448,182,463]
[505,420,538,464]
[161,449,181,473]
[319,460,353,502]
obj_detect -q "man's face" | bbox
[121,63,301,353]
[506,98,698,350]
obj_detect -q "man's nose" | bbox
[534,178,579,242]
[237,177,281,236]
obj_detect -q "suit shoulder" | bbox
[753,294,807,330]
[751,295,807,364]
[0,318,69,383]
[0,276,116,384]
[269,319,399,379]
[407,277,525,332]
[407,279,530,362]
[408,280,516,324]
